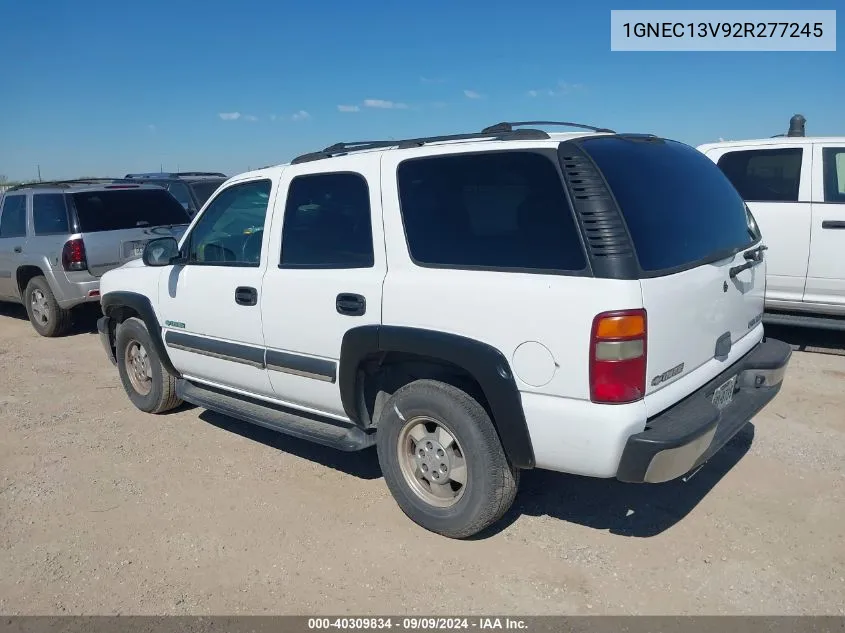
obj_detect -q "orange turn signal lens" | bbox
[595,314,645,339]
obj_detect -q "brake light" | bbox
[62,238,87,272]
[589,309,647,404]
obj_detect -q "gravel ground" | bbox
[1,305,843,615]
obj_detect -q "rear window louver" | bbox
[558,143,638,279]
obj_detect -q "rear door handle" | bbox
[235,286,258,306]
[13,246,22,253]
[821,220,845,230]
[336,293,366,316]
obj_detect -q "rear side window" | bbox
[71,188,190,232]
[0,195,27,238]
[580,137,756,273]
[716,148,802,202]
[822,147,845,203]
[280,172,374,268]
[397,151,586,272]
[33,194,70,235]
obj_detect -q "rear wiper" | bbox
[743,244,768,261]
[731,245,768,278]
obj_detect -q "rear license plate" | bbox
[712,375,737,411]
[124,241,146,258]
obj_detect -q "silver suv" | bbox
[0,179,190,337]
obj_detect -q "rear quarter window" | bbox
[396,151,587,273]
[33,194,70,235]
[580,137,757,273]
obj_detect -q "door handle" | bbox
[821,220,845,230]
[13,246,22,253]
[336,293,366,316]
[234,286,258,306]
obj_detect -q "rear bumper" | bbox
[97,315,117,365]
[55,276,101,309]
[616,337,791,483]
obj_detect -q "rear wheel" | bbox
[376,379,519,539]
[115,317,182,414]
[24,276,72,337]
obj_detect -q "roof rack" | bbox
[175,171,227,178]
[291,128,552,164]
[8,178,119,191]
[481,121,616,134]
[124,172,175,179]
[123,171,227,179]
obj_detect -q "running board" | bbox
[763,311,845,332]
[177,380,375,451]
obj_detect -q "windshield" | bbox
[190,180,226,206]
[72,188,190,232]
[579,136,758,273]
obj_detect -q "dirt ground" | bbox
[1,304,843,616]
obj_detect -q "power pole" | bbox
[37,165,42,182]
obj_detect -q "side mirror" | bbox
[142,237,182,266]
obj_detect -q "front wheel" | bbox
[115,317,182,414]
[376,379,519,539]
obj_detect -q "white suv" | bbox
[96,122,792,538]
[698,115,845,330]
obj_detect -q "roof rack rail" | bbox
[124,172,176,179]
[124,171,227,179]
[8,178,118,191]
[481,121,616,134]
[291,128,551,164]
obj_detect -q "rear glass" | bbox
[72,188,190,232]
[581,137,757,272]
[190,180,225,206]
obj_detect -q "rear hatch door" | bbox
[70,186,190,277]
[579,136,766,412]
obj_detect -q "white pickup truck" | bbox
[698,115,845,331]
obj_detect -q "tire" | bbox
[376,379,520,539]
[115,317,182,414]
[23,276,72,337]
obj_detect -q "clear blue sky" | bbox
[0,0,841,181]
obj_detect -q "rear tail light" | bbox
[589,309,647,404]
[62,238,87,272]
